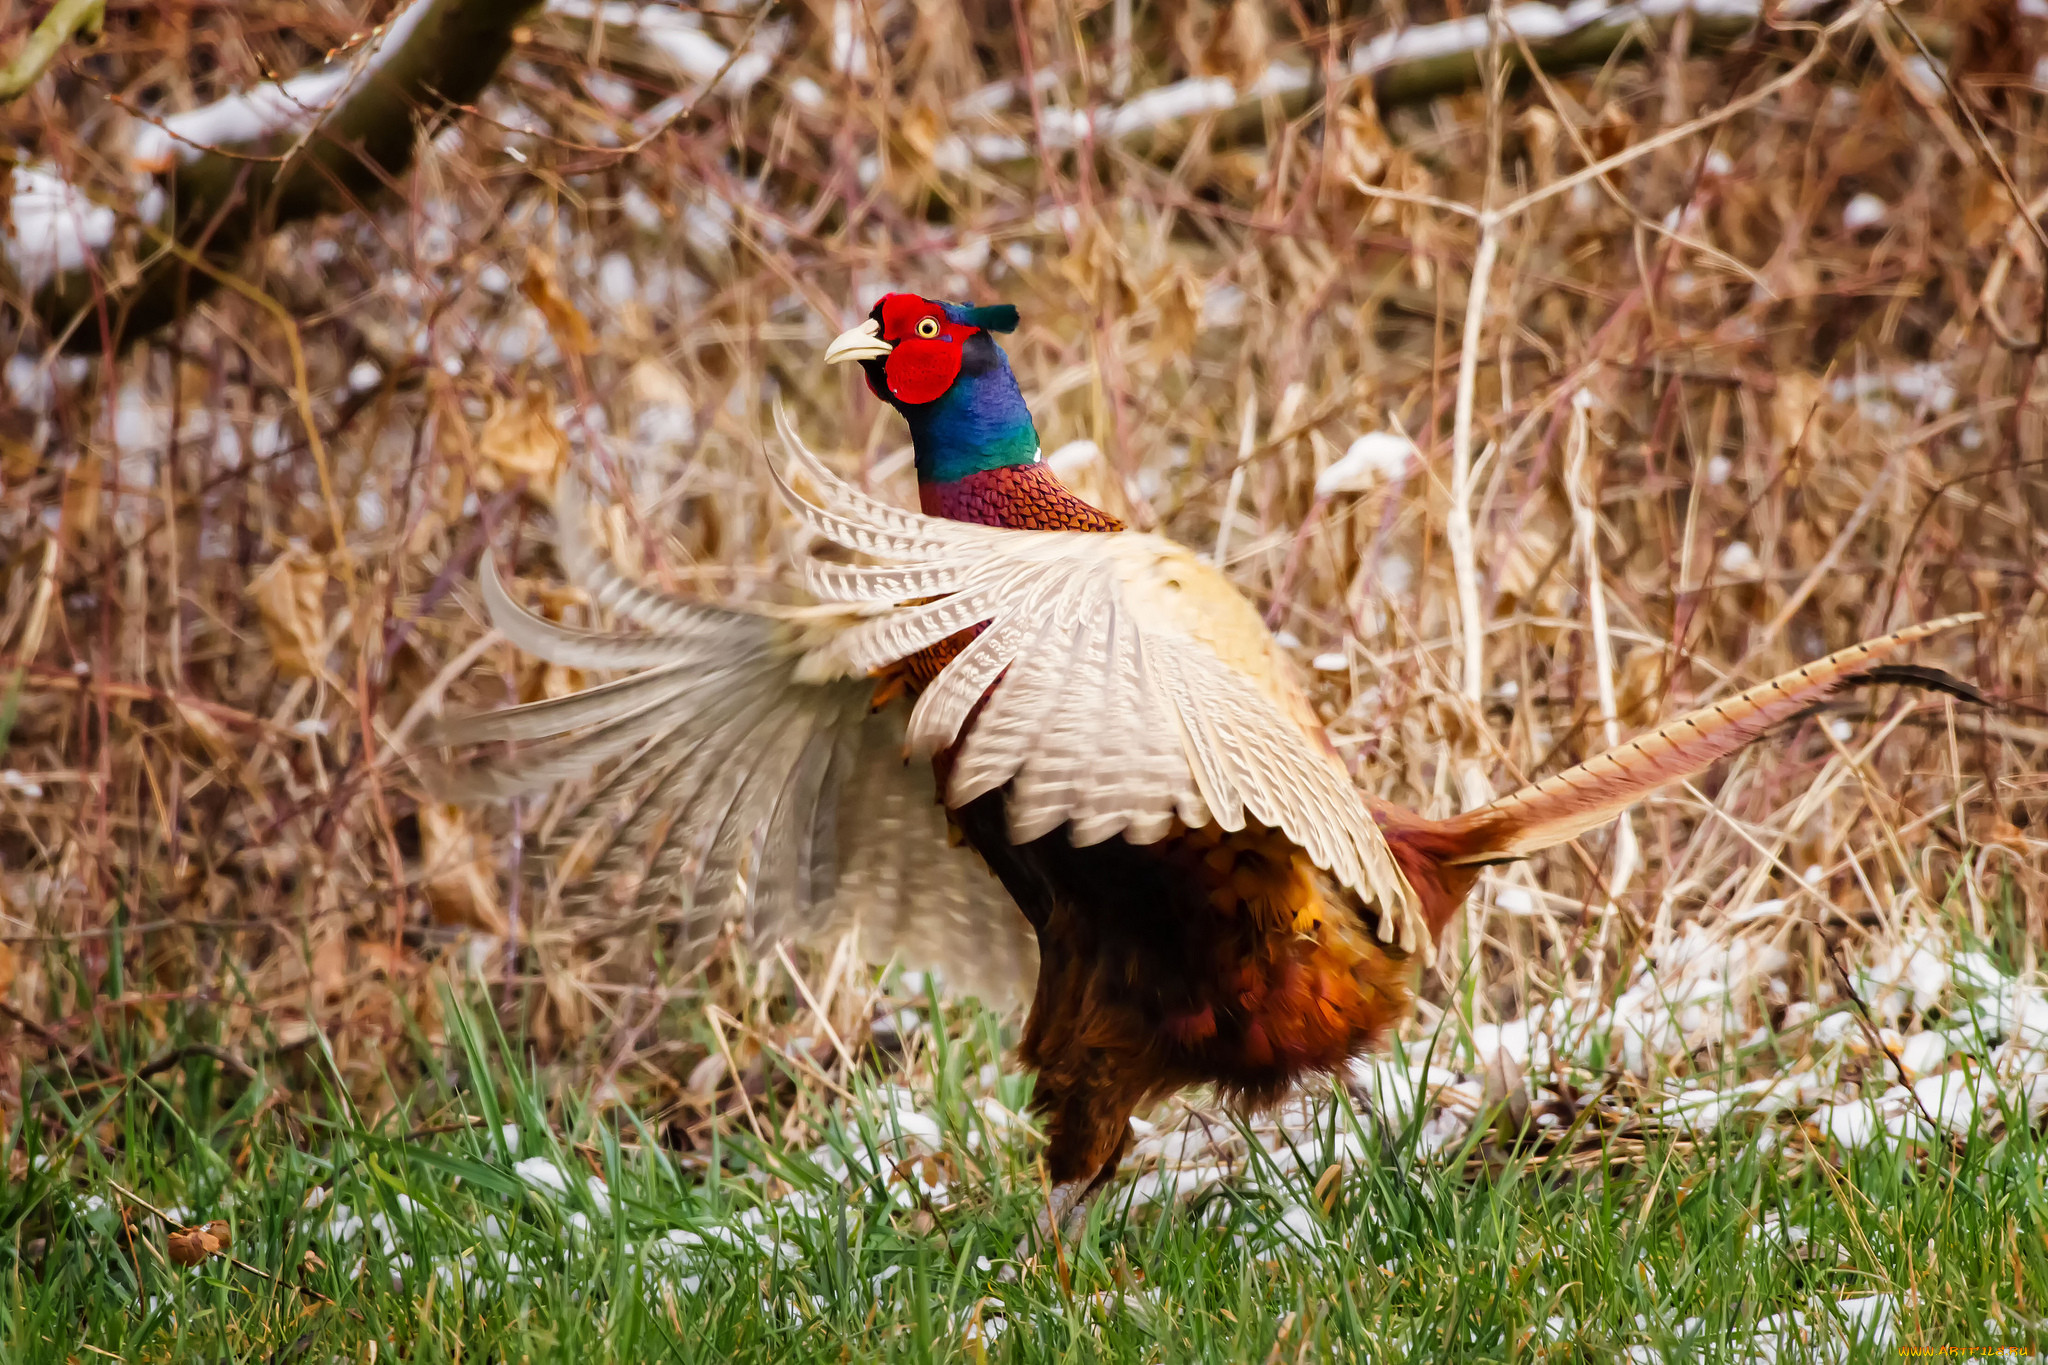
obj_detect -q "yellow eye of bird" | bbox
[916,317,941,339]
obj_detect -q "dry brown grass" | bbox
[2,0,2045,1148]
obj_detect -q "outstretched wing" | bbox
[769,404,1423,952]
[422,481,1035,1009]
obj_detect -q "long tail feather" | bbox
[1441,614,1985,864]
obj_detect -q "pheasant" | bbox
[428,292,1983,1237]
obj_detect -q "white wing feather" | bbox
[768,403,1422,951]
[423,504,1033,1005]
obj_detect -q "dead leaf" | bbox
[301,1246,327,1274]
[356,939,418,979]
[626,355,693,420]
[1493,511,1567,643]
[1058,219,1140,313]
[1964,174,2009,250]
[167,1225,221,1267]
[685,1051,727,1104]
[477,384,568,495]
[1337,99,1391,186]
[0,938,15,1000]
[204,1219,233,1251]
[1149,264,1204,357]
[310,932,348,1005]
[419,803,508,936]
[1515,106,1561,182]
[173,698,238,764]
[246,549,330,680]
[1482,1046,1531,1140]
[0,430,36,483]
[61,453,101,551]
[1313,1161,1343,1213]
[1589,100,1635,159]
[522,660,584,704]
[1770,369,1829,460]
[899,101,945,158]
[1200,0,1269,90]
[521,252,597,356]
[1616,645,1669,727]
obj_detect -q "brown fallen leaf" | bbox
[1589,99,1636,159]
[166,1225,221,1267]
[477,384,568,495]
[61,453,102,552]
[246,549,330,680]
[521,251,597,356]
[419,802,508,935]
[625,355,693,439]
[898,100,945,159]
[1147,263,1204,360]
[1616,645,1670,728]
[1199,0,1269,91]
[173,697,239,764]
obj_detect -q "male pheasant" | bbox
[429,293,1981,1236]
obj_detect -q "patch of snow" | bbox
[1810,1097,1899,1148]
[549,0,780,94]
[1046,439,1105,480]
[1842,192,1887,232]
[1493,886,1535,914]
[1900,55,1946,99]
[596,252,637,307]
[1103,77,1239,139]
[3,356,52,411]
[1200,283,1245,327]
[513,1157,572,1197]
[1316,431,1416,496]
[0,771,44,800]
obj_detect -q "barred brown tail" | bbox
[1441,614,1986,865]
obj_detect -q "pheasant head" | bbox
[825,294,1038,485]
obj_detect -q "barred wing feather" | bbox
[422,527,1034,1010]
[768,404,1422,951]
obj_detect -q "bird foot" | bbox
[1012,1179,1095,1264]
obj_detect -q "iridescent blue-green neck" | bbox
[897,339,1041,486]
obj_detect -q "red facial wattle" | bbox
[873,293,979,405]
[884,339,963,404]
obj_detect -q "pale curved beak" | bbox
[824,317,892,365]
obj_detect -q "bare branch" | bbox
[0,0,104,101]
[14,0,543,353]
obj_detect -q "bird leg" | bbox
[1034,1178,1096,1244]
[1016,1163,1124,1266]
[1014,1076,1137,1259]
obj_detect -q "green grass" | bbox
[6,988,2047,1364]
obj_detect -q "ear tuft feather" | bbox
[960,303,1019,333]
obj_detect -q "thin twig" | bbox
[1825,949,1945,1139]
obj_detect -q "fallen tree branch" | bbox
[0,0,104,101]
[927,0,1947,174]
[10,0,543,352]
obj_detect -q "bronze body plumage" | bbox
[429,295,1982,1237]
